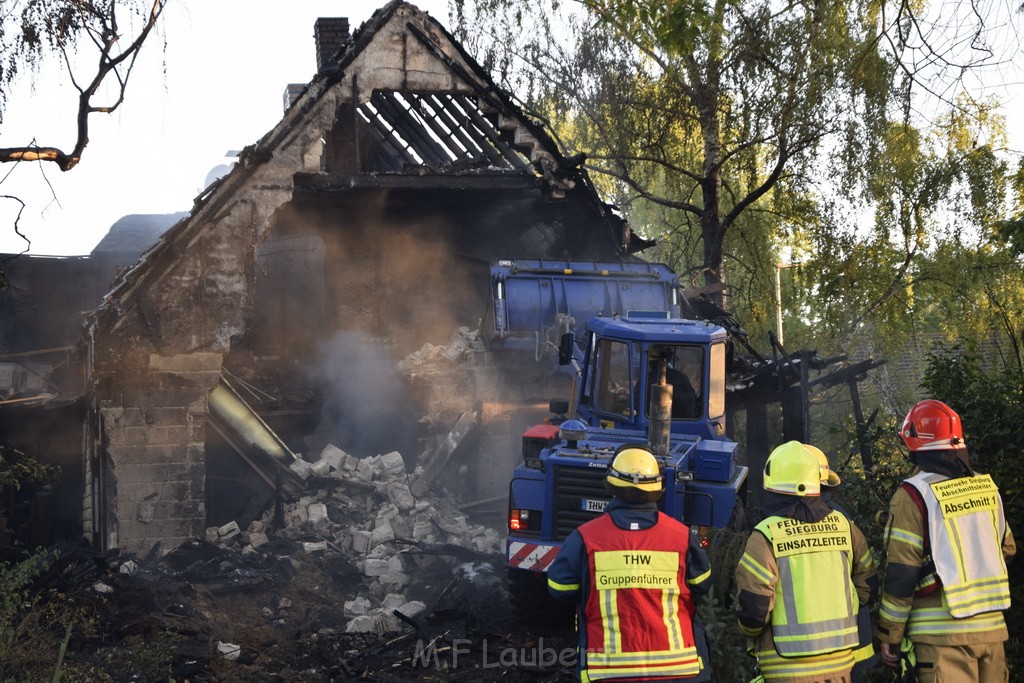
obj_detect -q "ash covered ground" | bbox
[8,446,577,681]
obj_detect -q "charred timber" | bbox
[293,172,541,192]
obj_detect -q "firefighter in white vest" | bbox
[735,441,876,682]
[547,443,714,681]
[876,399,1016,682]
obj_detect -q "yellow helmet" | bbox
[802,443,841,487]
[607,446,664,492]
[763,441,821,497]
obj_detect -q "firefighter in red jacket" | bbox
[876,399,1016,682]
[547,443,714,681]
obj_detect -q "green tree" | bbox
[456,0,1021,361]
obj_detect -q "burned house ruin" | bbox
[2,1,650,555]
[1,1,883,558]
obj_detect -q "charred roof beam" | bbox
[371,91,452,167]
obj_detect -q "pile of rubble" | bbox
[203,440,504,636]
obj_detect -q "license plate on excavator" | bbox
[581,498,608,512]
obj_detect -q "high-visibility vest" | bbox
[755,511,859,657]
[903,471,1010,618]
[577,513,701,680]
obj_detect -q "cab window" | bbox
[593,339,633,416]
[643,344,704,420]
[708,342,726,419]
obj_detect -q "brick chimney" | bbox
[315,17,349,72]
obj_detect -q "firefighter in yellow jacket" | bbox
[735,441,876,682]
[876,399,1016,682]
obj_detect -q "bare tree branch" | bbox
[0,0,167,172]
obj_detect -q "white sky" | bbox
[0,0,452,255]
[1,1,1022,256]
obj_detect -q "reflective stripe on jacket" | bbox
[578,512,701,680]
[754,511,860,657]
[903,471,1010,618]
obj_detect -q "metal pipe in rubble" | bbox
[648,361,672,456]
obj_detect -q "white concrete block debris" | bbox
[412,519,434,540]
[289,457,315,480]
[205,526,219,543]
[381,593,405,611]
[345,614,385,633]
[307,502,329,524]
[302,541,329,553]
[350,529,371,554]
[119,560,138,576]
[354,457,375,482]
[218,520,242,543]
[318,444,347,469]
[344,596,372,618]
[217,520,240,537]
[311,459,334,476]
[248,531,268,549]
[386,483,416,511]
[397,601,427,618]
[379,450,405,476]
[369,521,394,547]
[93,582,114,594]
[364,558,389,577]
[217,641,241,661]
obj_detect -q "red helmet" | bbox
[899,399,965,451]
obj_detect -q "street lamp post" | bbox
[775,261,801,346]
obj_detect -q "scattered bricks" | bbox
[248,520,265,535]
[367,544,390,559]
[391,517,413,540]
[364,558,389,577]
[379,451,405,476]
[369,520,394,547]
[351,529,371,554]
[386,483,416,512]
[397,601,427,619]
[248,531,269,549]
[307,502,329,524]
[340,452,359,473]
[353,458,375,482]
[376,504,399,525]
[344,596,372,618]
[217,641,241,661]
[346,614,385,633]
[412,519,434,540]
[285,505,308,527]
[205,527,219,543]
[380,570,409,590]
[218,521,242,544]
[289,458,315,480]
[303,541,328,553]
[311,459,334,476]
[386,555,405,575]
[318,444,347,469]
[381,593,405,611]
